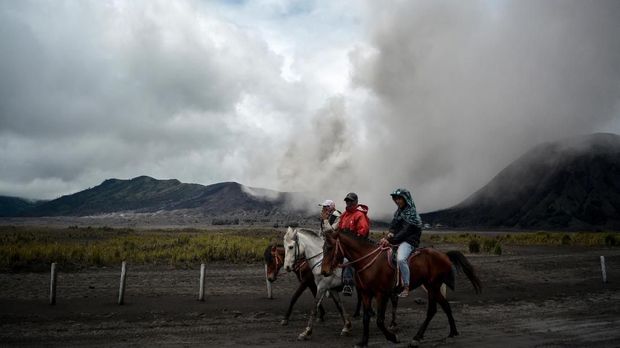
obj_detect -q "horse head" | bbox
[283,226,301,272]
[321,229,343,276]
[264,244,284,282]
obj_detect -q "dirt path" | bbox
[1,245,619,347]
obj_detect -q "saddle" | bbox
[391,247,423,289]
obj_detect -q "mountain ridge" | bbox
[9,176,298,218]
[2,133,619,230]
[421,133,620,230]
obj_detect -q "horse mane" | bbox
[339,229,378,248]
[296,228,322,240]
[263,243,283,263]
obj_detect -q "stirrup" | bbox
[342,285,353,296]
[398,288,409,298]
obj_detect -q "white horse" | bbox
[283,226,352,340]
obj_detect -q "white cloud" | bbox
[1,0,619,222]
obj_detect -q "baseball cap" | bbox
[319,199,335,209]
[344,192,358,202]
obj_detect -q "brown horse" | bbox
[321,230,482,348]
[264,244,326,325]
[265,243,399,329]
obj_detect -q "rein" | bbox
[305,251,325,270]
[331,237,395,289]
[336,238,393,271]
[292,233,324,271]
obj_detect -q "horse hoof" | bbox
[297,328,312,341]
[354,342,368,348]
[280,319,288,326]
[408,339,420,347]
[341,322,352,336]
[388,324,399,333]
[449,330,460,337]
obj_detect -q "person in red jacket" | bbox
[338,192,370,237]
[337,192,370,295]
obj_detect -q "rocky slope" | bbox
[422,133,620,230]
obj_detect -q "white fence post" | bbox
[198,263,206,301]
[265,264,273,299]
[600,256,608,283]
[118,261,127,305]
[49,262,57,305]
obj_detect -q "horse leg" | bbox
[412,291,437,345]
[388,292,399,332]
[328,290,352,336]
[298,287,327,340]
[375,293,399,343]
[437,291,458,337]
[354,287,377,318]
[308,281,326,322]
[355,294,373,348]
[282,282,308,326]
[353,286,362,318]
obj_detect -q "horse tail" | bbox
[444,264,456,291]
[446,250,482,294]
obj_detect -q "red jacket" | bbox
[337,204,370,238]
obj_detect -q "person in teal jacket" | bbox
[386,188,422,297]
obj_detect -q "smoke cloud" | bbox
[279,1,620,218]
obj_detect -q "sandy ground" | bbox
[1,244,619,347]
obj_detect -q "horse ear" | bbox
[271,245,277,252]
[287,226,293,234]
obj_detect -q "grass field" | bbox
[0,225,618,271]
[0,226,280,271]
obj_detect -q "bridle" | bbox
[270,247,283,271]
[290,232,324,271]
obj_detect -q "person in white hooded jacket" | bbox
[319,199,341,235]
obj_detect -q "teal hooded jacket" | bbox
[388,188,422,246]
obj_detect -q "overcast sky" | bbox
[1,0,619,219]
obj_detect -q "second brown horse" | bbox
[264,244,325,325]
[321,230,482,348]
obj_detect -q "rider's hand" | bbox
[379,238,390,247]
[321,209,330,220]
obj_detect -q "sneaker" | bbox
[342,285,353,297]
[398,288,409,298]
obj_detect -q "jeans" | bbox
[343,258,354,285]
[397,242,414,286]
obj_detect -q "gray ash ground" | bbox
[1,244,619,347]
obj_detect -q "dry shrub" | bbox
[493,243,502,255]
[561,234,572,245]
[468,239,480,253]
[482,239,497,253]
